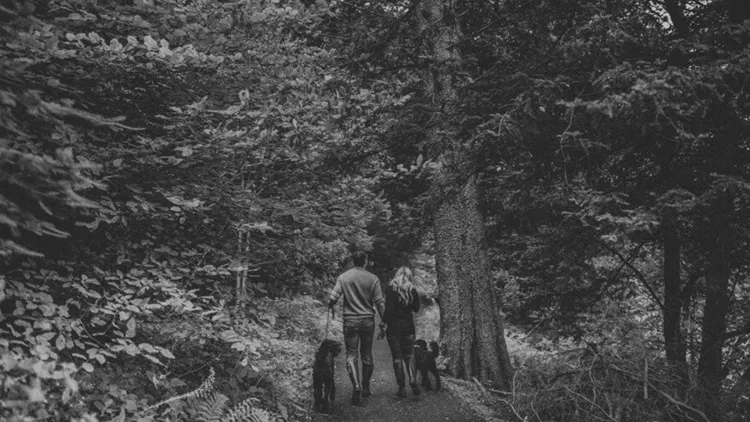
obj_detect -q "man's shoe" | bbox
[351,388,362,405]
[361,364,374,397]
[347,361,362,405]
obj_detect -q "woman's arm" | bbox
[382,287,392,323]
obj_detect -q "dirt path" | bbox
[312,315,484,422]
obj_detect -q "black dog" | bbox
[414,339,441,391]
[313,339,342,413]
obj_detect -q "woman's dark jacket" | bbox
[382,286,420,335]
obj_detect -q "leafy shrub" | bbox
[1,0,400,420]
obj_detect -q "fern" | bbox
[146,367,216,410]
[187,391,229,422]
[143,368,273,422]
[225,398,272,422]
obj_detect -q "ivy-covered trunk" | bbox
[434,177,513,387]
[419,0,512,388]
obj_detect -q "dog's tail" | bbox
[429,341,440,358]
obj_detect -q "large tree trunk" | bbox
[697,241,731,421]
[434,177,513,388]
[662,220,686,368]
[419,0,512,389]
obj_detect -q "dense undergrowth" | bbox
[0,0,401,420]
[3,0,750,421]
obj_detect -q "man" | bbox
[329,250,385,405]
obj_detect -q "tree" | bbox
[417,0,512,388]
[448,0,750,418]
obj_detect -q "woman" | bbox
[382,266,421,397]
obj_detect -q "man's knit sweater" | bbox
[329,267,385,320]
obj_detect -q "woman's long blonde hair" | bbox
[389,266,414,305]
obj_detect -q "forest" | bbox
[1,0,749,421]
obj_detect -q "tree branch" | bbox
[605,244,665,310]
[725,323,750,340]
[0,4,19,18]
[606,241,646,285]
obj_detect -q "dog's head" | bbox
[414,339,428,350]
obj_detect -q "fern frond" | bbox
[225,398,272,422]
[146,367,217,410]
[187,390,229,422]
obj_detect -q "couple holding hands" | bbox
[328,250,423,404]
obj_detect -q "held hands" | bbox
[377,322,386,340]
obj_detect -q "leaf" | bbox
[37,332,55,342]
[259,314,276,328]
[133,15,151,28]
[81,362,94,373]
[126,318,136,338]
[143,35,158,50]
[159,348,175,359]
[139,343,156,353]
[221,329,239,341]
[125,344,139,356]
[169,378,187,388]
[125,399,138,412]
[55,335,66,351]
[143,354,164,366]
[110,38,123,52]
[62,386,72,403]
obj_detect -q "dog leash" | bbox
[324,306,332,340]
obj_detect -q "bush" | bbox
[507,346,708,422]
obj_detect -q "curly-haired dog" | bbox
[313,339,342,413]
[414,339,441,391]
